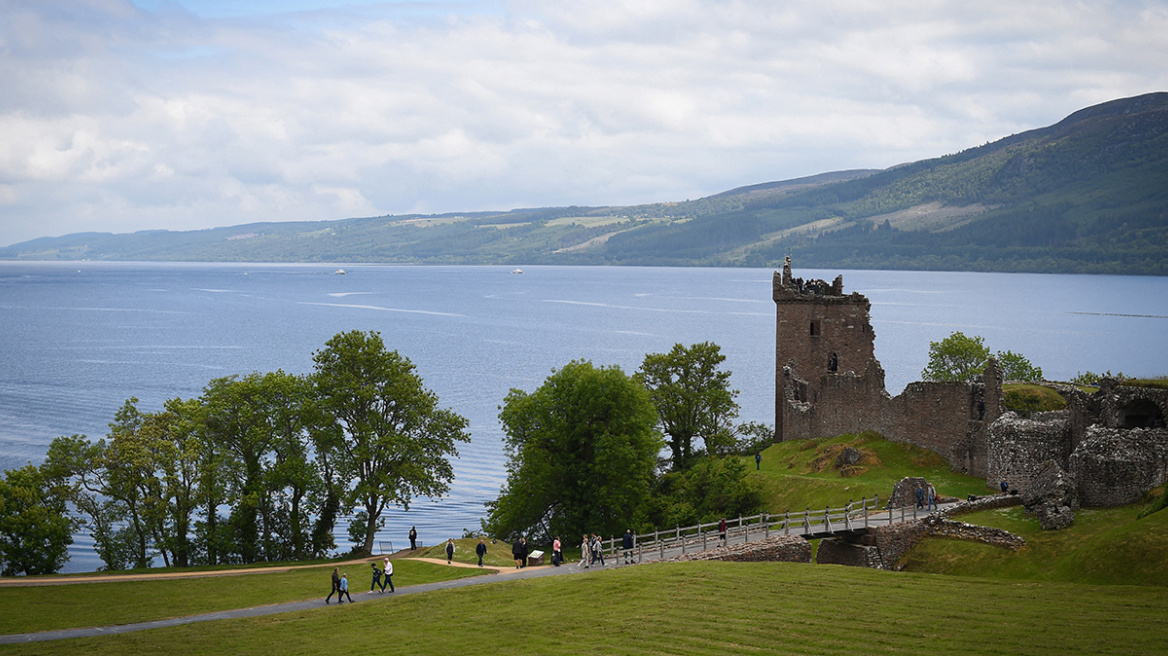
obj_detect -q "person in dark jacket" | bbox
[512,537,528,568]
[369,561,382,593]
[445,538,455,564]
[409,526,418,550]
[622,529,634,564]
[476,538,487,567]
[325,566,341,604]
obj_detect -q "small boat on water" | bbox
[334,269,346,275]
[511,268,523,274]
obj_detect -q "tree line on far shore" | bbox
[0,333,769,576]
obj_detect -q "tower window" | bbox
[810,320,821,337]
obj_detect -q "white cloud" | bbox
[1,0,1166,245]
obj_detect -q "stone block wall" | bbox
[987,412,1073,493]
[884,381,985,476]
[1070,426,1168,506]
[816,539,882,568]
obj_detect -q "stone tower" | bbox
[774,257,876,440]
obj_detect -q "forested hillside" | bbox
[4,93,1166,274]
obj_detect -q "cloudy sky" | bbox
[1,0,1166,246]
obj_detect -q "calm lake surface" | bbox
[2,262,1166,572]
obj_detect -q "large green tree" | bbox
[198,371,318,563]
[922,331,1043,383]
[0,463,76,576]
[637,342,739,470]
[312,330,469,555]
[485,360,662,544]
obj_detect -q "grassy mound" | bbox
[748,431,990,512]
[1002,383,1067,413]
[412,537,521,568]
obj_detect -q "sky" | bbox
[1,1,1166,246]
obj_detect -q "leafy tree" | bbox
[644,457,763,529]
[485,360,662,544]
[923,332,1045,383]
[922,332,991,382]
[0,463,76,576]
[637,342,739,470]
[199,371,320,563]
[311,330,470,555]
[997,350,1044,382]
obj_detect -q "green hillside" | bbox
[4,93,1167,274]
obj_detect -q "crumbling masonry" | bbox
[774,257,1168,504]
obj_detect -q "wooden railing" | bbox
[596,495,897,563]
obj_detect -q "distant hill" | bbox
[4,92,1167,274]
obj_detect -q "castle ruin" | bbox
[774,257,1168,504]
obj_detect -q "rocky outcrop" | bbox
[1020,460,1079,530]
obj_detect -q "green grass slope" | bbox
[901,497,1168,586]
[747,431,990,513]
[4,562,1167,655]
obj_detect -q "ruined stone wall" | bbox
[883,381,986,477]
[987,412,1073,493]
[663,534,813,564]
[1070,426,1168,506]
[782,360,888,441]
[816,539,882,568]
[773,259,875,441]
[866,496,1025,570]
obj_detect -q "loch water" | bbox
[2,261,1166,572]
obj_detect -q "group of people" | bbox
[325,556,397,604]
[915,483,939,510]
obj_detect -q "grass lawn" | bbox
[901,498,1168,586]
[3,561,1166,655]
[0,558,484,635]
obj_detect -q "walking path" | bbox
[2,501,960,644]
[0,559,605,645]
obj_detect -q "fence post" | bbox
[845,499,852,532]
[804,507,810,533]
[764,512,770,538]
[679,525,685,554]
[863,496,869,529]
[701,523,706,551]
[824,505,831,534]
[784,510,790,536]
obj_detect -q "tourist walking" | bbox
[552,536,562,567]
[755,452,761,470]
[927,483,938,511]
[1001,479,1009,494]
[325,566,341,604]
[915,485,925,509]
[591,534,605,566]
[339,572,353,603]
[719,518,727,544]
[579,533,591,568]
[622,529,634,564]
[409,526,418,550]
[369,561,382,593]
[445,538,455,564]
[382,557,395,592]
[476,538,487,567]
